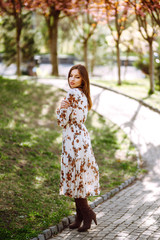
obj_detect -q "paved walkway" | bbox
[38,79,160,240]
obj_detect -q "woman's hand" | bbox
[60,99,70,109]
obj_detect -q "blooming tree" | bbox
[69,0,99,70]
[104,0,130,85]
[129,0,158,94]
[28,0,74,76]
[141,0,160,27]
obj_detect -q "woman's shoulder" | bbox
[67,88,82,96]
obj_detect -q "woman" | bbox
[56,64,100,232]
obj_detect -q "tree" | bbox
[141,0,160,27]
[129,0,158,94]
[104,0,130,85]
[29,0,73,76]
[2,15,16,66]
[69,0,98,71]
[58,15,74,54]
[0,0,25,76]
[2,12,38,68]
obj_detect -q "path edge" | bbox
[30,176,138,240]
[91,82,160,114]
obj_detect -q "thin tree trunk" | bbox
[16,33,21,76]
[149,40,154,94]
[90,39,96,76]
[16,20,21,76]
[123,47,130,81]
[51,13,58,76]
[84,39,88,71]
[116,39,121,85]
[48,10,60,76]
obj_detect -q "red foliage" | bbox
[128,0,160,25]
[25,0,76,16]
[0,0,25,14]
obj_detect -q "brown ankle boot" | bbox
[69,198,83,229]
[76,198,97,232]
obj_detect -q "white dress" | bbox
[56,88,100,198]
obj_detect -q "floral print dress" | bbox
[56,88,100,198]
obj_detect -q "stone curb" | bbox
[91,82,160,114]
[30,175,137,240]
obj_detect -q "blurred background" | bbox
[0,0,160,94]
[0,2,160,240]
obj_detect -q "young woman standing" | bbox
[56,64,100,232]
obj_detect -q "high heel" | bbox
[78,209,97,232]
[76,198,97,232]
[93,215,97,225]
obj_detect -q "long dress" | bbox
[56,87,100,198]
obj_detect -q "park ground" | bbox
[1,70,159,239]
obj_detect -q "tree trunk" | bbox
[116,39,121,85]
[16,20,22,76]
[84,39,88,71]
[90,39,96,76]
[48,10,60,76]
[149,40,154,94]
[123,47,130,80]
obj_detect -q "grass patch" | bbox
[0,76,140,239]
[91,77,160,110]
[85,112,139,198]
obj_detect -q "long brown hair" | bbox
[68,64,92,110]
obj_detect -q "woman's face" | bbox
[69,69,82,88]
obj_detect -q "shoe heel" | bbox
[93,216,97,225]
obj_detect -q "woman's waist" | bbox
[63,122,86,133]
[68,121,85,128]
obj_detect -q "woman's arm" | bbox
[56,89,76,128]
[60,99,70,109]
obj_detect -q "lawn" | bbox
[0,76,140,240]
[91,77,160,110]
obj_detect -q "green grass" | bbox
[85,112,140,197]
[91,77,160,110]
[0,76,141,239]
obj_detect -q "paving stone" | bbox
[57,222,63,232]
[43,229,52,239]
[114,188,120,193]
[49,226,58,235]
[94,197,104,206]
[68,215,75,224]
[119,185,124,190]
[90,202,96,209]
[82,238,93,240]
[101,194,108,201]
[38,234,45,240]
[106,192,111,198]
[61,217,69,228]
[110,189,117,196]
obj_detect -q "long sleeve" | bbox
[56,88,88,128]
[56,106,72,128]
[56,88,77,128]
